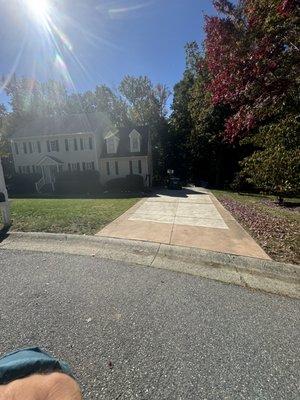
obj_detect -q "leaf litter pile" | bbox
[218,195,300,264]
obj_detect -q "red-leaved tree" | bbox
[204,0,299,142]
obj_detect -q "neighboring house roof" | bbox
[11,112,111,139]
[101,126,150,158]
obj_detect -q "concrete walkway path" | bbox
[97,187,270,259]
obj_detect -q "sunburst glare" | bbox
[23,0,50,21]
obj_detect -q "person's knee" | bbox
[0,372,82,400]
[45,372,82,399]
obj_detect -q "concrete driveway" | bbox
[97,187,269,259]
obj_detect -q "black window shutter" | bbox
[77,162,80,171]
[138,160,142,174]
[47,141,50,152]
[80,138,84,150]
[129,161,133,174]
[65,139,69,151]
[115,161,119,175]
[37,141,41,153]
[82,162,86,170]
[106,162,110,175]
[89,137,93,149]
[74,138,78,150]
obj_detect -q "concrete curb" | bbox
[1,231,299,299]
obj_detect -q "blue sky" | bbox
[0,0,216,109]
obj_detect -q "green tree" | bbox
[119,76,170,181]
[241,115,300,201]
[0,104,8,157]
[95,85,130,127]
[168,71,194,179]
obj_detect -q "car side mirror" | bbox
[0,192,6,203]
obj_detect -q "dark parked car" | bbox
[168,177,182,190]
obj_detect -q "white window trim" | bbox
[106,136,119,154]
[129,130,141,153]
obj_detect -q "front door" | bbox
[42,166,51,183]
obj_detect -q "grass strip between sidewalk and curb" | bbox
[0,231,299,299]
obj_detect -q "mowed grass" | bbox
[9,197,140,235]
[212,190,300,264]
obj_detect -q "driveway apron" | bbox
[97,187,270,259]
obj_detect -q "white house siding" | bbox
[100,156,151,186]
[11,133,99,174]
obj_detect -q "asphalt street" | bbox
[0,249,299,399]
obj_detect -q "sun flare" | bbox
[24,0,50,20]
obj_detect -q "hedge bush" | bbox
[6,173,42,195]
[55,171,102,194]
[106,174,144,192]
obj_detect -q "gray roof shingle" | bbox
[101,126,150,158]
[11,112,111,139]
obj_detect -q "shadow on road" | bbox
[149,187,208,199]
[0,225,10,243]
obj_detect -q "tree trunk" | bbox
[277,196,284,206]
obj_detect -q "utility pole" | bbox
[0,157,11,227]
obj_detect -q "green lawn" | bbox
[212,190,300,264]
[8,197,140,235]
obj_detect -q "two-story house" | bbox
[10,112,152,191]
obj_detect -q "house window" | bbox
[29,142,33,153]
[47,141,51,152]
[115,161,119,175]
[70,163,79,171]
[107,138,115,154]
[58,165,63,173]
[65,139,69,151]
[82,162,86,170]
[129,130,141,152]
[106,161,110,175]
[131,160,140,174]
[14,142,19,155]
[37,141,41,153]
[129,160,133,175]
[80,138,84,150]
[89,137,93,150]
[23,142,27,154]
[138,160,142,174]
[50,140,59,152]
[86,162,95,170]
[74,138,78,151]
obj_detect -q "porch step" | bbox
[40,183,54,193]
